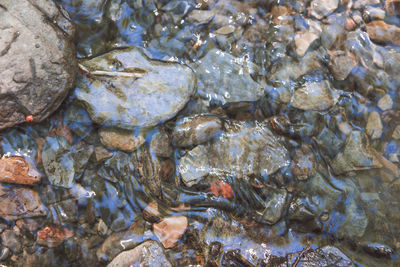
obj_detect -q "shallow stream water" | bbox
[1,0,400,266]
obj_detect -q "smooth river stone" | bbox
[75,47,196,129]
[178,121,289,187]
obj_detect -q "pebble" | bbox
[0,156,41,185]
[363,6,386,21]
[377,94,393,111]
[99,128,145,152]
[310,0,339,19]
[366,111,383,139]
[392,125,400,140]
[1,230,21,254]
[295,31,319,57]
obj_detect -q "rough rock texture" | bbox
[107,241,171,267]
[286,246,354,266]
[0,156,40,185]
[193,49,264,105]
[99,128,145,152]
[0,184,47,220]
[37,225,73,248]
[75,47,196,129]
[172,115,223,147]
[178,121,289,186]
[366,111,383,139]
[0,0,76,130]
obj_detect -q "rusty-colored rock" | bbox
[0,156,40,185]
[366,20,400,46]
[0,184,47,220]
[37,225,73,247]
[153,216,188,248]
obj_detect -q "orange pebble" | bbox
[26,115,34,122]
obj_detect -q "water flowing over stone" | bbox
[75,47,196,129]
[178,121,289,187]
[0,0,76,130]
[192,49,265,105]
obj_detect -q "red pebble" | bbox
[210,181,234,199]
[26,115,34,122]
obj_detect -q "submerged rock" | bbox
[42,137,93,188]
[0,156,40,185]
[99,128,145,152]
[150,129,173,158]
[286,246,354,266]
[377,94,393,111]
[260,188,288,225]
[172,115,223,147]
[294,31,319,57]
[193,49,264,105]
[75,47,196,129]
[366,111,383,139]
[366,20,400,46]
[0,184,47,220]
[291,80,337,111]
[0,0,76,130]
[310,0,339,19]
[153,216,188,248]
[37,225,74,248]
[330,131,382,175]
[178,121,289,187]
[107,241,171,267]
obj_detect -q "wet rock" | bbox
[172,115,223,148]
[75,47,195,129]
[97,219,108,236]
[352,0,380,9]
[366,111,383,139]
[385,0,400,16]
[377,94,393,111]
[286,246,354,266]
[329,51,358,80]
[310,0,339,19]
[291,80,337,111]
[0,156,40,185]
[345,17,357,31]
[294,31,319,57]
[0,0,76,130]
[210,181,234,199]
[186,10,215,25]
[330,131,382,175]
[153,216,188,248]
[42,136,93,188]
[37,225,73,248]
[94,146,113,162]
[363,6,386,21]
[260,188,287,225]
[178,121,289,187]
[392,125,400,140]
[290,145,317,180]
[321,13,346,49]
[143,201,160,223]
[1,230,21,254]
[361,242,394,258]
[107,240,171,267]
[0,184,47,220]
[96,222,149,262]
[150,129,173,158]
[64,104,93,140]
[99,128,145,152]
[0,247,10,261]
[193,49,264,105]
[366,20,400,46]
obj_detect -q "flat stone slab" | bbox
[75,47,196,129]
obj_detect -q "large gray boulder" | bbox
[0,0,76,130]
